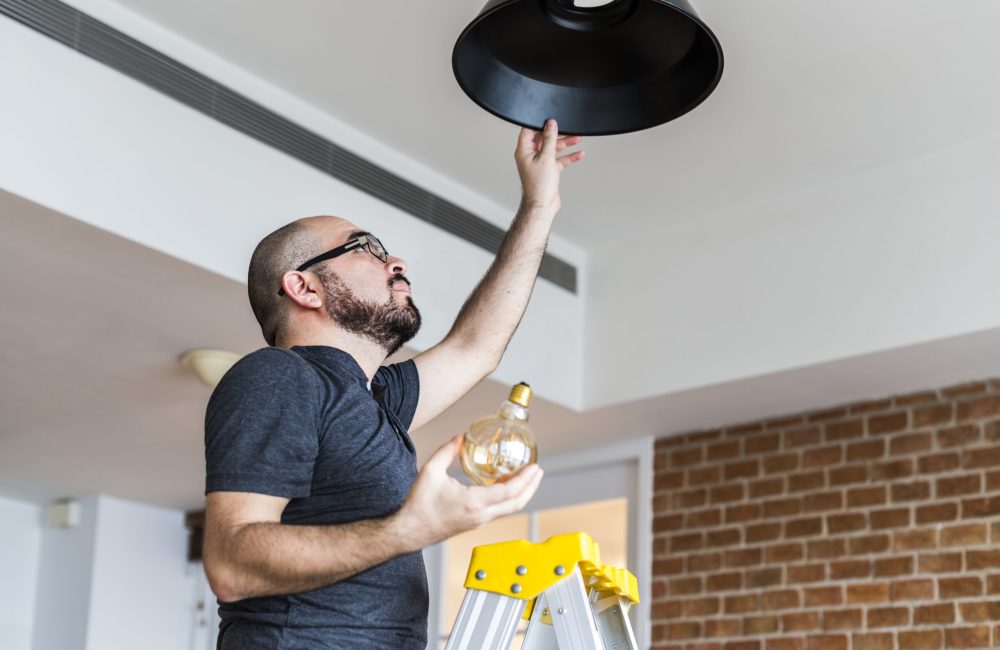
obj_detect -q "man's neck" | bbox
[280,329,386,381]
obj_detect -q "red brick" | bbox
[894,528,937,551]
[651,600,683,619]
[918,552,962,573]
[727,642,761,650]
[867,606,908,627]
[708,440,741,461]
[960,601,1000,623]
[785,427,821,448]
[822,609,862,630]
[919,452,961,474]
[847,439,885,462]
[804,491,843,512]
[849,533,889,555]
[747,568,782,589]
[707,528,742,548]
[655,434,685,450]
[655,471,685,491]
[704,618,741,638]
[989,574,1000,595]
[745,433,781,455]
[985,419,1000,442]
[654,557,684,575]
[847,583,889,604]
[670,532,704,552]
[669,576,702,596]
[869,412,908,435]
[986,470,1000,492]
[964,445,1000,470]
[724,594,759,614]
[766,414,805,430]
[915,603,955,625]
[805,634,847,650]
[914,403,953,427]
[726,422,765,436]
[847,486,886,508]
[653,537,668,555]
[654,514,684,533]
[673,489,708,509]
[743,615,779,635]
[687,429,724,444]
[654,451,670,472]
[683,596,720,616]
[809,408,847,423]
[966,550,1000,570]
[687,508,723,528]
[942,523,988,547]
[652,579,668,600]
[939,577,983,599]
[725,504,762,524]
[688,466,722,486]
[871,459,914,481]
[764,453,800,474]
[666,621,700,640]
[828,465,868,486]
[897,629,942,650]
[895,391,939,406]
[805,586,842,607]
[725,547,762,568]
[825,420,864,441]
[763,498,801,519]
[943,382,989,398]
[938,424,980,448]
[870,507,910,530]
[804,446,843,468]
[828,513,867,535]
[851,399,893,414]
[891,579,934,601]
[789,472,826,493]
[784,612,820,632]
[830,559,870,580]
[961,496,1000,519]
[851,633,892,650]
[724,459,760,480]
[957,395,1000,421]
[891,432,933,455]
[750,478,785,499]
[706,572,742,592]
[808,539,846,560]
[788,564,826,584]
[785,517,823,538]
[762,589,800,611]
[917,502,959,524]
[671,447,702,467]
[892,480,931,502]
[943,626,990,648]
[710,484,744,504]
[766,543,804,564]
[874,556,914,577]
[746,523,782,544]
[687,552,722,573]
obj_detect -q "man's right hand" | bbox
[394,436,544,549]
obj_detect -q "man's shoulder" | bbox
[212,347,319,398]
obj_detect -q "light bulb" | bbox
[461,382,537,486]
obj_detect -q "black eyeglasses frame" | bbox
[277,234,388,296]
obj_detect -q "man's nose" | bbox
[385,255,407,275]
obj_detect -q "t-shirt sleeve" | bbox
[204,348,321,497]
[373,359,420,430]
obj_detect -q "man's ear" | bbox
[280,271,323,310]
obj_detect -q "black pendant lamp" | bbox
[452,0,723,136]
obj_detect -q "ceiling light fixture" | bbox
[453,0,724,135]
[179,349,242,388]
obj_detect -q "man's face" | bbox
[310,219,421,355]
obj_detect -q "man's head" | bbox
[248,216,420,354]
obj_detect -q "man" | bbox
[203,121,584,648]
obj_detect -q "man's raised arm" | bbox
[410,120,585,431]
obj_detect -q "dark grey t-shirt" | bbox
[205,345,426,649]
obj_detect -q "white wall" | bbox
[586,131,1000,408]
[0,10,586,410]
[86,496,190,650]
[0,496,41,650]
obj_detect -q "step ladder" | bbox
[444,532,640,650]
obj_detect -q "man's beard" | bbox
[318,268,421,356]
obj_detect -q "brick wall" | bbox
[651,379,1000,650]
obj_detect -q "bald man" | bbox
[202,122,585,649]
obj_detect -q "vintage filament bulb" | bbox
[460,382,537,486]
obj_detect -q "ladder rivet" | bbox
[516,565,527,576]
[475,570,486,580]
[612,608,619,615]
[554,565,565,575]
[542,608,549,616]
[558,607,566,615]
[511,583,522,594]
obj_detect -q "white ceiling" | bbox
[3,0,1000,510]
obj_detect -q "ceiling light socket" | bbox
[48,498,81,528]
[179,349,242,388]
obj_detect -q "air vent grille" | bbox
[0,0,577,292]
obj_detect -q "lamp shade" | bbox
[452,0,723,135]
[179,349,241,388]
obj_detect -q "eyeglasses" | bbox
[277,233,389,296]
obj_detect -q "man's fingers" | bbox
[517,127,538,153]
[555,135,583,152]
[481,467,544,520]
[540,119,559,156]
[557,150,586,170]
[423,435,463,473]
